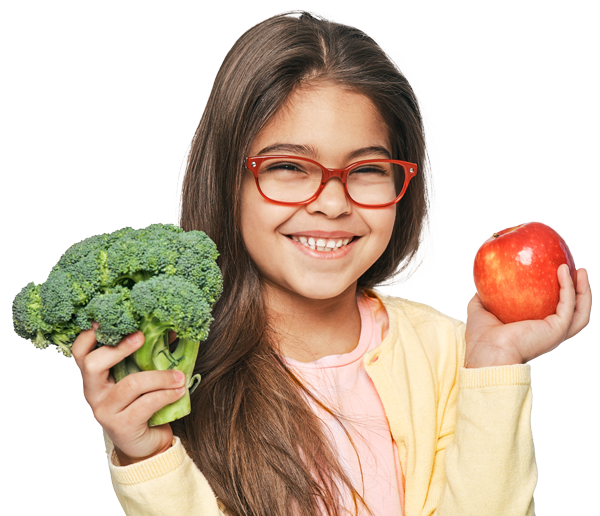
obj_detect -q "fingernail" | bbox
[173,370,185,384]
[92,322,99,330]
[176,386,186,395]
[127,332,140,344]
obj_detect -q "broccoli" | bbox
[12,223,222,426]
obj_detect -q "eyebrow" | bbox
[255,144,392,161]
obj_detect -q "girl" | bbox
[71,12,591,516]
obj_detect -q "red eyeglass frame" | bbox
[244,155,418,208]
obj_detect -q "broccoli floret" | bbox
[174,231,223,305]
[13,282,82,357]
[84,286,139,346]
[12,224,222,426]
[51,226,133,269]
[106,224,185,286]
[13,282,52,344]
[39,270,76,325]
[51,232,115,297]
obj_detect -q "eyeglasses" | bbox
[244,155,417,208]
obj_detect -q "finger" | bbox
[546,264,577,341]
[71,323,100,367]
[105,370,186,415]
[80,331,145,398]
[566,268,592,339]
[554,264,576,318]
[467,292,502,325]
[125,385,187,426]
[467,293,486,317]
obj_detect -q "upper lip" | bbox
[285,230,358,239]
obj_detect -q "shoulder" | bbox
[366,290,466,367]
[372,290,464,330]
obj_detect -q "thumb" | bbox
[468,293,486,317]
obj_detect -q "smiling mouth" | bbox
[285,235,361,252]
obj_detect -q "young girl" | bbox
[71,12,591,516]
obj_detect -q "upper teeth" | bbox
[290,235,352,251]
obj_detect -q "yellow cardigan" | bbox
[105,294,536,516]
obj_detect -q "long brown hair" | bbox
[175,11,428,516]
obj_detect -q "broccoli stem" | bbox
[146,337,201,427]
[110,315,202,427]
[133,316,176,371]
[111,355,140,382]
[51,333,74,357]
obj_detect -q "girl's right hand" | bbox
[71,324,187,466]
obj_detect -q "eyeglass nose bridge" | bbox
[310,167,352,205]
[320,166,349,185]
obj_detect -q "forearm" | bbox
[105,433,224,516]
[435,365,536,516]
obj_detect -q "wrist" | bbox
[114,441,173,466]
[463,341,526,369]
[464,358,524,368]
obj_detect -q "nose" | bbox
[313,177,352,205]
[323,177,344,190]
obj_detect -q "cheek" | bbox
[359,208,397,276]
[241,214,270,267]
[240,176,265,263]
[240,170,272,235]
[370,207,396,252]
[240,178,295,264]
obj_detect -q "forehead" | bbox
[282,82,384,120]
[249,82,390,159]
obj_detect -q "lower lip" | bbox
[286,236,358,259]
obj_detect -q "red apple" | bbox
[473,222,576,323]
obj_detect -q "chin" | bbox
[286,278,356,301]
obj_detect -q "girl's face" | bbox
[241,82,396,301]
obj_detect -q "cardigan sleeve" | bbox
[104,432,227,516]
[427,321,536,516]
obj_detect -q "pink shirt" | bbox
[284,294,405,516]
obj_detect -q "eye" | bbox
[261,161,308,175]
[267,163,299,170]
[350,165,387,175]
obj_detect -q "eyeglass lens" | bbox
[256,158,406,205]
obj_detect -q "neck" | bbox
[263,281,362,363]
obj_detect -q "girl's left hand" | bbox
[465,265,592,368]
